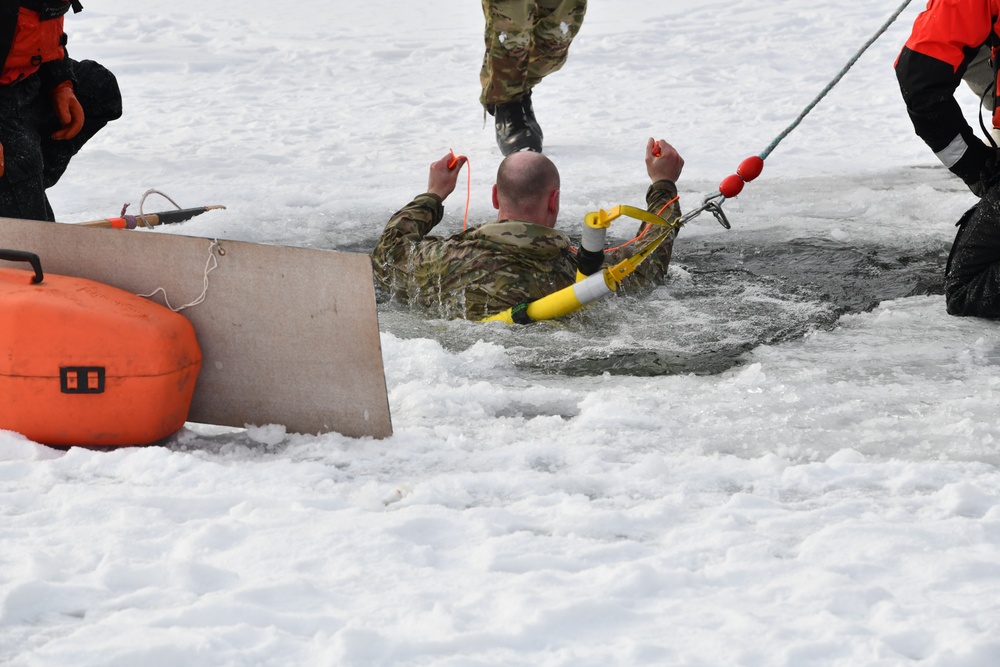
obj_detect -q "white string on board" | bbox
[137,238,224,312]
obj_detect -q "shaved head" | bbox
[494,152,561,227]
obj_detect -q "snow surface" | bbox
[3,1,1000,665]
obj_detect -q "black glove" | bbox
[967,146,1000,197]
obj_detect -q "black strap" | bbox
[510,302,534,325]
[0,4,17,72]
[990,17,1000,129]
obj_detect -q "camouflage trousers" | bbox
[480,0,587,106]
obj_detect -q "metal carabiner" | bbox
[677,192,732,230]
[703,199,731,230]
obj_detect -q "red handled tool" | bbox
[448,148,472,229]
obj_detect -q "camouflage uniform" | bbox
[371,180,680,320]
[480,0,587,106]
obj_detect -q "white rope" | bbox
[138,238,222,312]
[134,188,183,229]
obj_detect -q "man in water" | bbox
[371,138,683,320]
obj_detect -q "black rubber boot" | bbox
[491,95,543,155]
[521,91,543,141]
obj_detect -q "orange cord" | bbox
[655,197,677,217]
[449,149,472,230]
[603,195,679,253]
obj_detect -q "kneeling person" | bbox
[371,139,684,320]
[0,1,123,222]
[945,181,1000,318]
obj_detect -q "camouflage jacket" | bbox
[371,179,680,320]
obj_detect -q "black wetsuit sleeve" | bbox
[896,45,993,187]
[38,42,76,92]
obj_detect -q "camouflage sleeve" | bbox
[371,193,444,292]
[605,179,680,291]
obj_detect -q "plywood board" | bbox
[0,217,392,438]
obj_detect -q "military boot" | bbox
[521,91,543,141]
[491,96,543,155]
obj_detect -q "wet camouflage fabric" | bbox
[480,0,587,106]
[370,180,680,320]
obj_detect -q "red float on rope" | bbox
[719,174,745,199]
[737,155,764,182]
[717,156,765,198]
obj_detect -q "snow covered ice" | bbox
[2,1,1000,665]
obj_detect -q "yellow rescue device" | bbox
[481,205,678,325]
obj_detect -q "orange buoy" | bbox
[0,251,201,447]
[737,155,765,182]
[719,173,745,198]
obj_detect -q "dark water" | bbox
[692,233,948,314]
[376,233,951,377]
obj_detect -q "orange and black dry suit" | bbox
[0,0,121,221]
[0,0,78,86]
[896,0,1000,318]
[895,0,1000,193]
